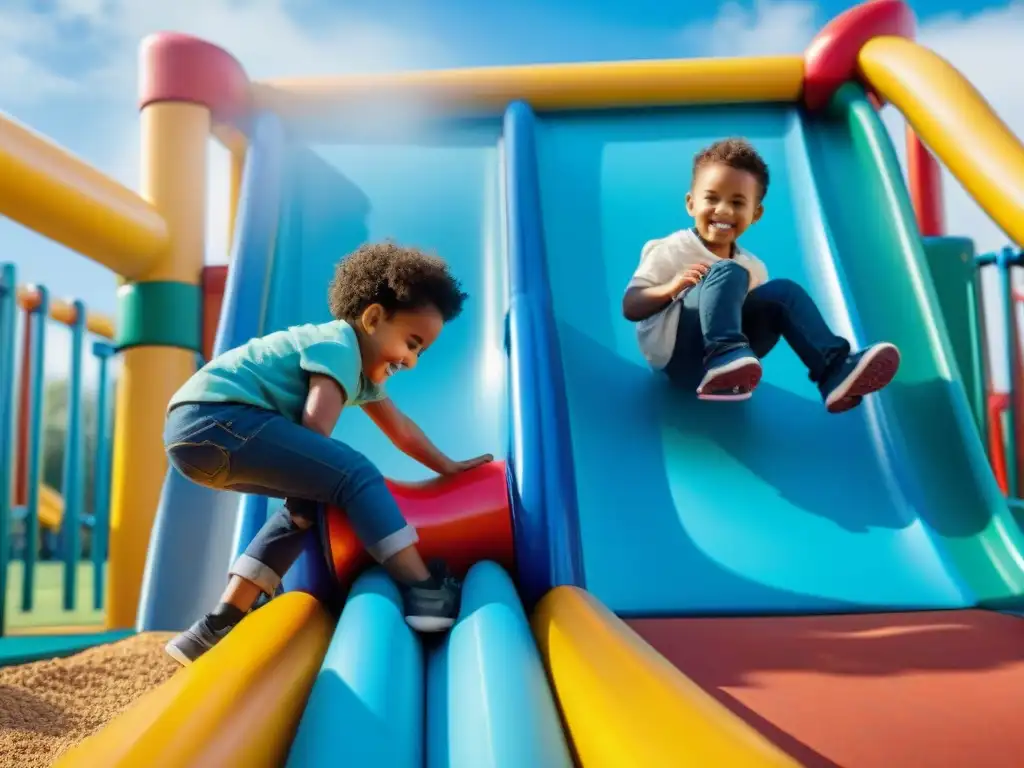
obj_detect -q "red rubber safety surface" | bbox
[628,610,1024,767]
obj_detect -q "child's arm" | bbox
[623,266,708,321]
[622,238,707,322]
[303,374,346,437]
[363,398,492,476]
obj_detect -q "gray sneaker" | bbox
[402,561,462,633]
[164,615,237,667]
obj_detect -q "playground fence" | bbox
[0,262,116,636]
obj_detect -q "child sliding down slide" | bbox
[162,242,492,666]
[623,137,900,410]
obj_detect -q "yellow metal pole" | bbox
[105,103,210,629]
[227,146,246,256]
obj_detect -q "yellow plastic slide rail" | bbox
[532,587,799,767]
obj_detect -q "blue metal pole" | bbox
[22,287,48,612]
[90,341,115,611]
[61,301,86,612]
[0,264,17,636]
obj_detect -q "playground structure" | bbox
[0,273,116,633]
[4,0,1024,764]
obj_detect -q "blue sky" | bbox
[2,0,1023,383]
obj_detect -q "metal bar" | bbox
[977,250,1024,268]
[21,288,48,612]
[61,301,86,612]
[14,316,31,508]
[0,264,17,636]
[999,248,1019,498]
[16,287,114,339]
[90,341,115,611]
[967,271,989,457]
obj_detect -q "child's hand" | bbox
[673,263,709,292]
[440,454,494,476]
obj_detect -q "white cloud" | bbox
[0,0,449,261]
[1,0,447,101]
[679,0,818,57]
[0,7,80,104]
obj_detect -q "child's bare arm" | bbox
[622,264,709,321]
[363,398,492,476]
[303,374,346,437]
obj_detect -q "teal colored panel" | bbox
[116,281,200,351]
[920,235,985,439]
[806,84,1024,607]
[0,630,134,667]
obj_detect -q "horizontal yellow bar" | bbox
[17,286,115,339]
[859,37,1024,247]
[531,586,799,767]
[253,56,804,122]
[0,113,169,280]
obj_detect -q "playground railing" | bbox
[0,262,116,636]
[969,246,1024,500]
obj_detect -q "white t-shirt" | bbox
[626,228,769,369]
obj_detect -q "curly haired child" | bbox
[162,242,492,666]
[623,137,900,410]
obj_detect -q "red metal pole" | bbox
[14,314,31,507]
[906,125,944,237]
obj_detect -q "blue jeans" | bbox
[164,402,417,595]
[665,260,850,388]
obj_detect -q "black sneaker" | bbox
[164,614,238,667]
[401,560,462,633]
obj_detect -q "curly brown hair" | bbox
[327,241,468,323]
[692,137,770,201]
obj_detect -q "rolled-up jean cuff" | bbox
[229,554,282,595]
[366,525,419,562]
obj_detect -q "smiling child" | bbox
[162,242,492,666]
[622,137,900,407]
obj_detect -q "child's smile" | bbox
[359,305,444,385]
[686,163,763,256]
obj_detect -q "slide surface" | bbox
[531,84,1024,617]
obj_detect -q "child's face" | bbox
[358,304,444,385]
[685,163,764,249]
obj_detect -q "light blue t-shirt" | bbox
[169,320,386,422]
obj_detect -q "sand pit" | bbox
[0,632,178,767]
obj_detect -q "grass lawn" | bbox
[3,561,105,633]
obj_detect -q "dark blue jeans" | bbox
[665,260,850,388]
[164,402,417,596]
